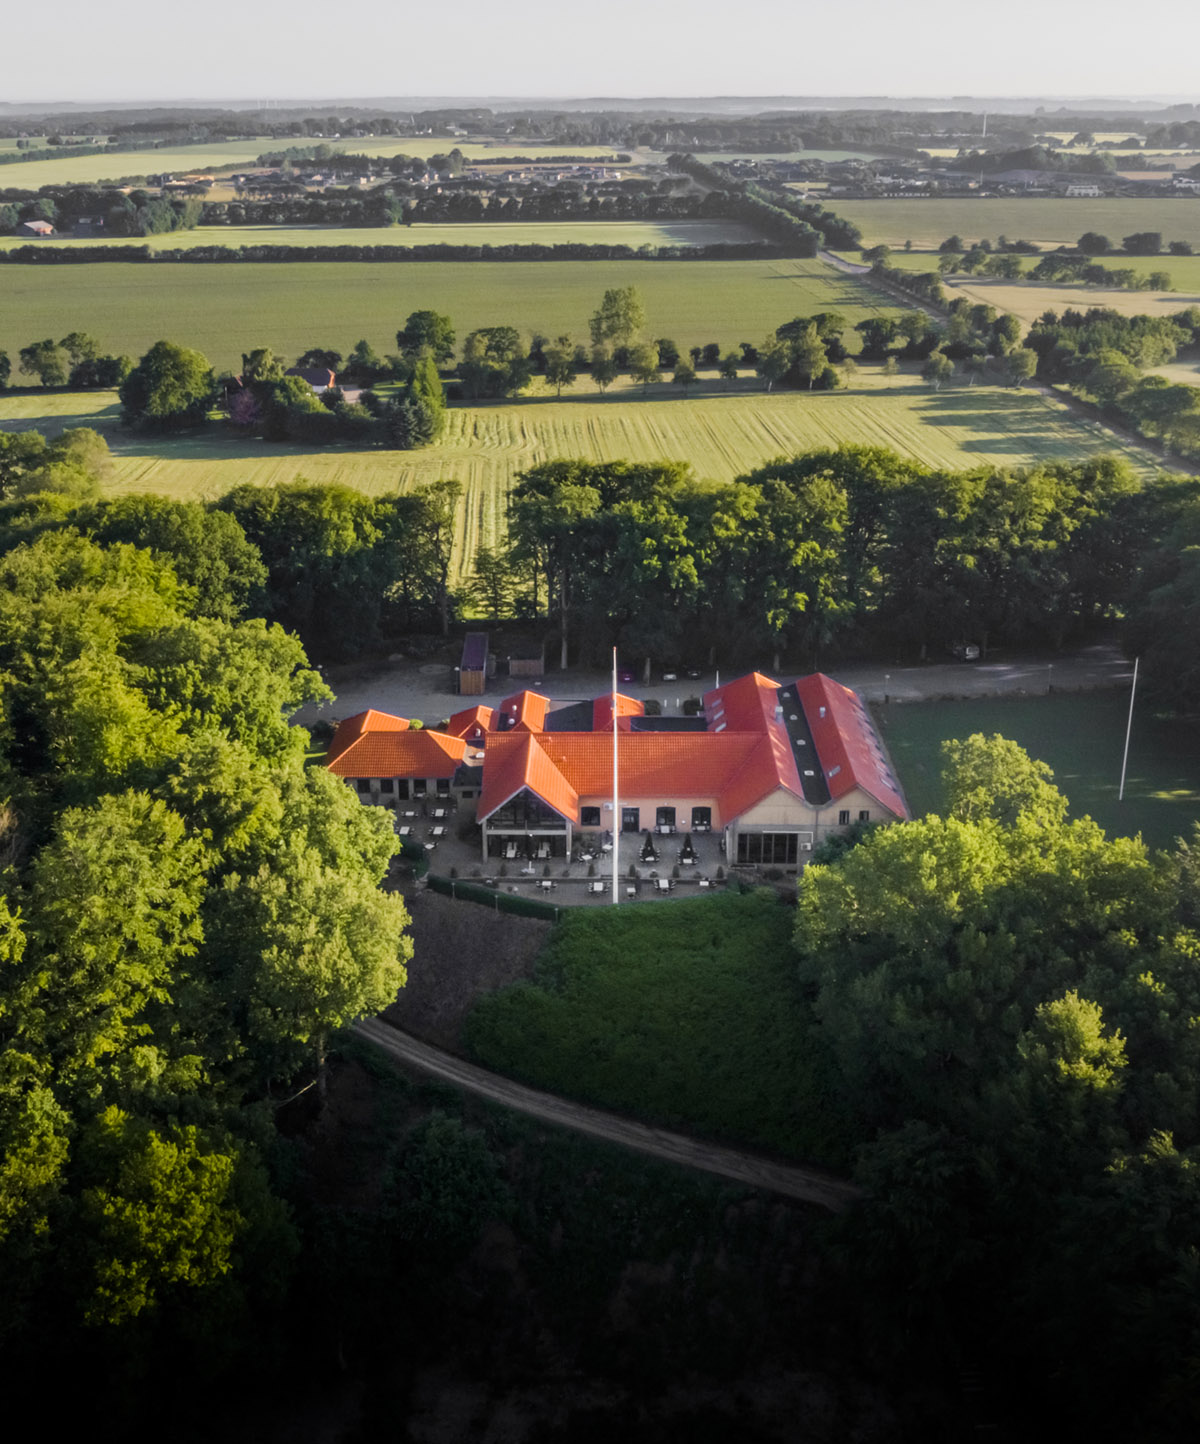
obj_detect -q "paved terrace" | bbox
[390,796,732,907]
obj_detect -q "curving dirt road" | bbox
[354,1017,861,1213]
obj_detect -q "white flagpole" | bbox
[1119,656,1139,802]
[612,646,620,905]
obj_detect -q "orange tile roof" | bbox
[477,730,795,824]
[702,671,781,733]
[592,692,644,731]
[327,709,409,765]
[795,673,907,819]
[327,710,465,780]
[446,704,495,741]
[495,690,550,732]
[476,732,579,822]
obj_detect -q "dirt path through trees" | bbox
[354,1017,861,1212]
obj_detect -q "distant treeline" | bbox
[0,240,784,264]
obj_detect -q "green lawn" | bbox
[0,256,894,374]
[834,197,1200,252]
[0,219,765,252]
[464,890,845,1163]
[875,691,1200,850]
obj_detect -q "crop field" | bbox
[0,372,1162,585]
[0,256,895,374]
[876,691,1200,851]
[878,250,1200,289]
[942,274,1199,327]
[0,219,766,253]
[834,198,1200,251]
[0,137,626,190]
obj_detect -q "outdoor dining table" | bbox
[655,878,672,892]
[402,809,416,818]
[397,825,411,837]
[431,808,448,819]
[430,826,445,838]
[539,880,555,891]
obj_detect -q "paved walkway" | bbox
[355,1017,861,1212]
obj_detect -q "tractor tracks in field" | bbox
[354,1017,861,1213]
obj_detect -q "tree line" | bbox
[0,518,410,1392]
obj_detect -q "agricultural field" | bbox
[834,197,1200,251]
[0,371,1163,585]
[876,691,1200,851]
[0,219,766,253]
[0,137,627,190]
[942,274,1198,328]
[877,250,1200,290]
[0,256,895,374]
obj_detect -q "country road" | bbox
[354,1017,862,1213]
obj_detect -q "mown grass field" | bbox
[0,219,765,252]
[464,891,845,1163]
[0,373,1162,585]
[0,137,625,189]
[0,256,894,374]
[876,691,1200,851]
[835,197,1200,251]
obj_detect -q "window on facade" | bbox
[838,810,850,826]
[460,790,475,800]
[397,779,409,800]
[858,809,870,822]
[580,806,602,827]
[356,779,371,794]
[691,806,711,829]
[379,778,395,794]
[736,832,799,865]
[436,778,450,797]
[656,806,676,828]
[413,779,427,797]
[621,807,640,833]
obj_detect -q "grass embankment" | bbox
[876,690,1200,850]
[0,256,890,374]
[832,197,1200,252]
[0,219,767,252]
[464,891,846,1164]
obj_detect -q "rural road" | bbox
[354,1017,862,1213]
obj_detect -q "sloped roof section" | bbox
[446,704,495,741]
[327,709,409,765]
[592,692,644,732]
[495,690,550,732]
[476,733,579,822]
[795,673,907,819]
[327,711,465,779]
[478,731,794,825]
[702,671,783,733]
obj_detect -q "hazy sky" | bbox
[5,0,1198,105]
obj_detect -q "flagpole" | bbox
[1118,656,1139,802]
[612,646,620,905]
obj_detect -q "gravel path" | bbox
[355,1017,861,1213]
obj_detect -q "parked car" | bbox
[950,642,981,662]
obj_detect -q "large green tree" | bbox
[120,340,215,430]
